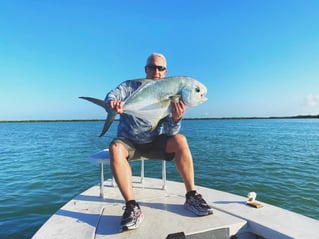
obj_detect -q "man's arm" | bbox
[161,101,185,135]
[105,80,141,114]
[172,101,185,121]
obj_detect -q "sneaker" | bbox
[120,202,144,232]
[184,193,213,216]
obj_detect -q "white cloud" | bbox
[305,94,319,107]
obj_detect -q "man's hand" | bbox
[109,100,124,114]
[172,101,185,121]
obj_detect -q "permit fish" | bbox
[80,76,207,137]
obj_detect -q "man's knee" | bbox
[109,141,129,160]
[110,141,123,151]
[172,134,188,145]
[167,134,189,152]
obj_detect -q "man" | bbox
[105,53,213,232]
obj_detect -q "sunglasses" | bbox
[146,65,166,71]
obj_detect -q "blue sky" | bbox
[1,0,318,120]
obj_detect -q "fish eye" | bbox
[195,87,200,93]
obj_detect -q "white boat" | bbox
[32,149,319,239]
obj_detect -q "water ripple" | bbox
[0,119,318,239]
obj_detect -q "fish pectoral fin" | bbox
[169,95,181,103]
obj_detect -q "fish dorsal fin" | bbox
[122,79,157,113]
[124,79,155,103]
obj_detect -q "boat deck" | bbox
[32,177,319,239]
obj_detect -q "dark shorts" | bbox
[110,135,175,161]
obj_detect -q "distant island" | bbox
[1,114,318,123]
[187,114,319,120]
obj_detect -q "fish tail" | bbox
[79,96,116,137]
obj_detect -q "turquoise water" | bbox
[1,119,318,238]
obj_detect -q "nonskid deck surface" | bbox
[94,178,247,239]
[32,177,247,239]
[32,177,319,239]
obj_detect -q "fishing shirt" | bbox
[105,80,181,144]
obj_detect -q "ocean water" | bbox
[0,119,318,239]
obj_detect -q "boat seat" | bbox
[90,149,167,199]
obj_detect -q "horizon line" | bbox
[1,114,318,123]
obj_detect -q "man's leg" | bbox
[109,141,134,201]
[166,133,213,216]
[110,141,144,231]
[166,133,195,192]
